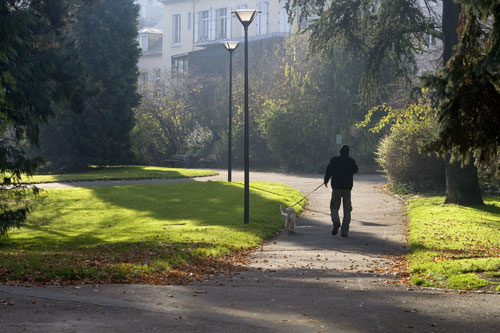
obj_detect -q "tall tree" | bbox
[285,0,495,205]
[1,0,89,235]
[422,2,500,204]
[38,0,141,171]
[424,1,500,163]
[430,0,482,205]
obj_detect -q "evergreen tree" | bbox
[0,0,89,236]
[38,0,141,171]
[422,2,500,162]
[285,0,494,205]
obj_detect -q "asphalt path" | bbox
[0,171,499,332]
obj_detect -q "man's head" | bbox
[339,144,350,156]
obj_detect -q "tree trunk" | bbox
[441,0,484,205]
[444,159,484,205]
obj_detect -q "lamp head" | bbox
[223,41,240,52]
[233,9,259,26]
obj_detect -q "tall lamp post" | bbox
[222,41,239,183]
[233,9,258,224]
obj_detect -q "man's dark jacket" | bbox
[324,155,358,190]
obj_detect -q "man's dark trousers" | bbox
[330,189,352,235]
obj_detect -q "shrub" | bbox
[377,123,446,192]
[361,102,446,193]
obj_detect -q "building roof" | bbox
[139,27,163,35]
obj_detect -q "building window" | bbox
[217,8,227,39]
[172,55,188,75]
[188,12,192,29]
[172,14,181,45]
[199,10,209,41]
[139,34,148,51]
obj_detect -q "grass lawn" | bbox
[408,196,500,291]
[0,181,303,284]
[18,165,218,184]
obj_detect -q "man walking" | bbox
[324,144,358,237]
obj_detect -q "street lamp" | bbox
[222,41,239,183]
[233,9,259,224]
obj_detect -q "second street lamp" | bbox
[222,41,239,183]
[233,9,258,224]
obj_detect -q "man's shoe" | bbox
[332,225,339,236]
[341,233,348,237]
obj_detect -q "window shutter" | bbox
[255,3,260,35]
[194,12,199,42]
[210,8,217,40]
[227,7,232,38]
[262,2,268,35]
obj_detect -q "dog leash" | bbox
[291,183,324,208]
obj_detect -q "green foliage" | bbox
[0,182,303,283]
[134,36,379,172]
[132,76,199,165]
[285,0,428,104]
[37,0,141,172]
[285,0,491,206]
[0,195,28,237]
[1,0,88,236]
[360,101,446,192]
[408,196,500,290]
[253,36,380,172]
[447,273,489,290]
[422,2,500,163]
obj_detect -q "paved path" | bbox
[1,171,499,332]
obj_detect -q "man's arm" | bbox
[324,161,333,187]
[353,160,358,174]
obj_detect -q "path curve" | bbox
[1,171,499,332]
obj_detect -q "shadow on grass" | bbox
[0,240,232,283]
[469,202,500,215]
[86,181,407,258]
[409,242,500,258]
[87,181,289,233]
[1,182,296,251]
[46,166,188,183]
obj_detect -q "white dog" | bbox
[280,204,297,234]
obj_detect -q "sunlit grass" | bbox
[407,196,500,290]
[17,165,218,184]
[0,181,303,284]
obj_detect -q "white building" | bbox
[160,0,292,73]
[138,27,164,84]
[136,1,164,84]
[148,0,441,77]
